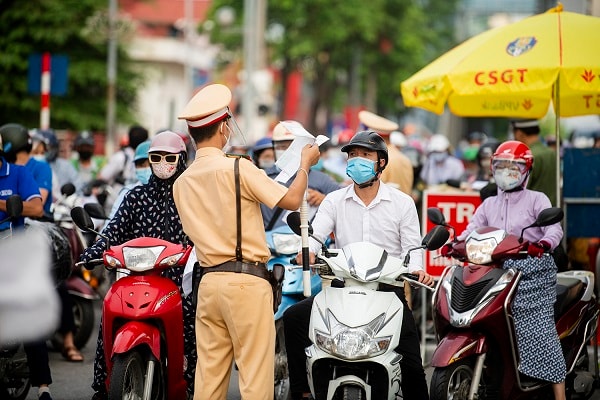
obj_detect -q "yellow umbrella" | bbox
[400,4,600,119]
[401,4,600,207]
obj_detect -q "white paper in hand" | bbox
[274,121,329,183]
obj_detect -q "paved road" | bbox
[23,299,600,399]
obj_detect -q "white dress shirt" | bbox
[309,181,424,272]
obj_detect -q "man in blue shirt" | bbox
[0,123,52,214]
[0,125,54,400]
[0,126,44,229]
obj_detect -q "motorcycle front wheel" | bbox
[69,296,95,349]
[430,360,476,400]
[109,351,163,400]
[274,319,291,400]
[0,345,31,400]
[50,296,95,351]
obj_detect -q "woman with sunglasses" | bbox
[80,131,197,400]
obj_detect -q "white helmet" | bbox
[427,134,450,153]
[390,131,407,148]
[272,121,297,142]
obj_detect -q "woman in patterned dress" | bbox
[454,140,566,400]
[80,131,196,400]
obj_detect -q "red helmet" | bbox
[491,140,533,173]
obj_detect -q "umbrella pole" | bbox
[555,81,561,208]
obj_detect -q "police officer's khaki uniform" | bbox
[174,84,287,400]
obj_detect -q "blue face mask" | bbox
[135,167,152,185]
[346,157,377,185]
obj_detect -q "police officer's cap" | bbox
[511,119,539,129]
[358,110,398,135]
[178,84,232,128]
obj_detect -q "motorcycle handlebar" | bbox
[76,259,104,271]
[399,273,436,291]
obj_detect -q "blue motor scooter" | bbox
[267,224,322,400]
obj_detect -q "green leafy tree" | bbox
[0,0,140,131]
[205,0,458,132]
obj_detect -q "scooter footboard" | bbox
[430,331,487,367]
[111,321,161,361]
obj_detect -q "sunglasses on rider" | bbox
[148,153,180,164]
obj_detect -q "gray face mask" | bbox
[429,152,448,163]
[259,159,275,169]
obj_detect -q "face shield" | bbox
[223,110,248,152]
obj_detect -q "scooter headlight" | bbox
[465,228,506,265]
[122,246,166,272]
[314,311,391,360]
[272,233,301,255]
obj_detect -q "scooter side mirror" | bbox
[84,203,108,220]
[427,207,446,226]
[423,226,450,251]
[60,183,76,197]
[519,207,564,242]
[533,207,564,227]
[71,206,95,232]
[286,211,313,236]
[286,211,327,255]
[5,194,23,220]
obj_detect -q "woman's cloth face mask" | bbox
[493,160,526,191]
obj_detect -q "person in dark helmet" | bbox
[30,128,82,196]
[98,124,148,186]
[283,131,433,400]
[72,131,105,188]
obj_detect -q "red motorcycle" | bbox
[427,207,600,400]
[71,205,192,400]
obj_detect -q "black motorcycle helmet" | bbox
[341,130,388,188]
[476,138,500,168]
[0,123,32,163]
[341,130,389,170]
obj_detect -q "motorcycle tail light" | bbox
[122,246,165,272]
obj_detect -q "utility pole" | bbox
[184,0,194,100]
[242,0,266,144]
[106,0,118,156]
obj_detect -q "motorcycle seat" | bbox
[554,277,584,320]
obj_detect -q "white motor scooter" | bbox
[288,215,448,400]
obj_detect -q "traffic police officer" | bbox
[173,84,320,400]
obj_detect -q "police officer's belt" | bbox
[203,260,270,281]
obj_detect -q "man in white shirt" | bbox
[284,130,433,400]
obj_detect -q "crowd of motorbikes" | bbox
[3,182,600,400]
